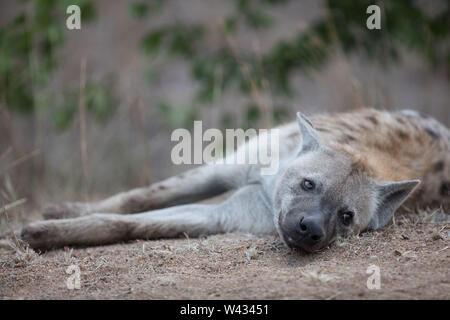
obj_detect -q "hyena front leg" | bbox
[43,164,250,220]
[25,185,275,250]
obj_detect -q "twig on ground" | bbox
[0,198,27,215]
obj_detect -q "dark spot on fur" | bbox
[366,115,378,125]
[359,124,370,132]
[345,135,356,141]
[338,134,356,144]
[158,185,167,190]
[373,142,388,152]
[396,116,406,125]
[425,127,439,140]
[433,161,444,173]
[316,127,329,132]
[441,182,450,196]
[396,129,409,140]
[338,121,355,132]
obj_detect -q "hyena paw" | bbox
[42,202,87,220]
[20,221,58,250]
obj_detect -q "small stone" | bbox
[245,247,258,261]
[431,232,442,241]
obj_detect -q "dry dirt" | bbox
[0,213,449,300]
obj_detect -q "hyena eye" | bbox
[340,211,354,226]
[301,179,315,191]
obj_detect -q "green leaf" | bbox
[53,104,77,130]
[223,17,238,34]
[85,83,115,122]
[168,25,204,58]
[245,104,260,128]
[141,30,165,54]
[129,1,149,19]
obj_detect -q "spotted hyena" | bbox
[17,108,450,252]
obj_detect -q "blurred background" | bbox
[0,0,449,226]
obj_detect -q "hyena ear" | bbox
[296,112,321,153]
[368,179,420,230]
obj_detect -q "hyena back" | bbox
[308,109,450,210]
[18,108,450,251]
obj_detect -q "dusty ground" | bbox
[0,211,449,300]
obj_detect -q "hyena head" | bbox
[274,113,420,252]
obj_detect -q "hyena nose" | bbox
[299,216,324,243]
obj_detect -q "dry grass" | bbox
[0,237,40,268]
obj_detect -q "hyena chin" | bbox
[15,109,450,252]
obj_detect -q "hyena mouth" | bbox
[283,235,324,253]
[278,212,298,249]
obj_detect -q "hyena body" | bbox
[20,108,450,251]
